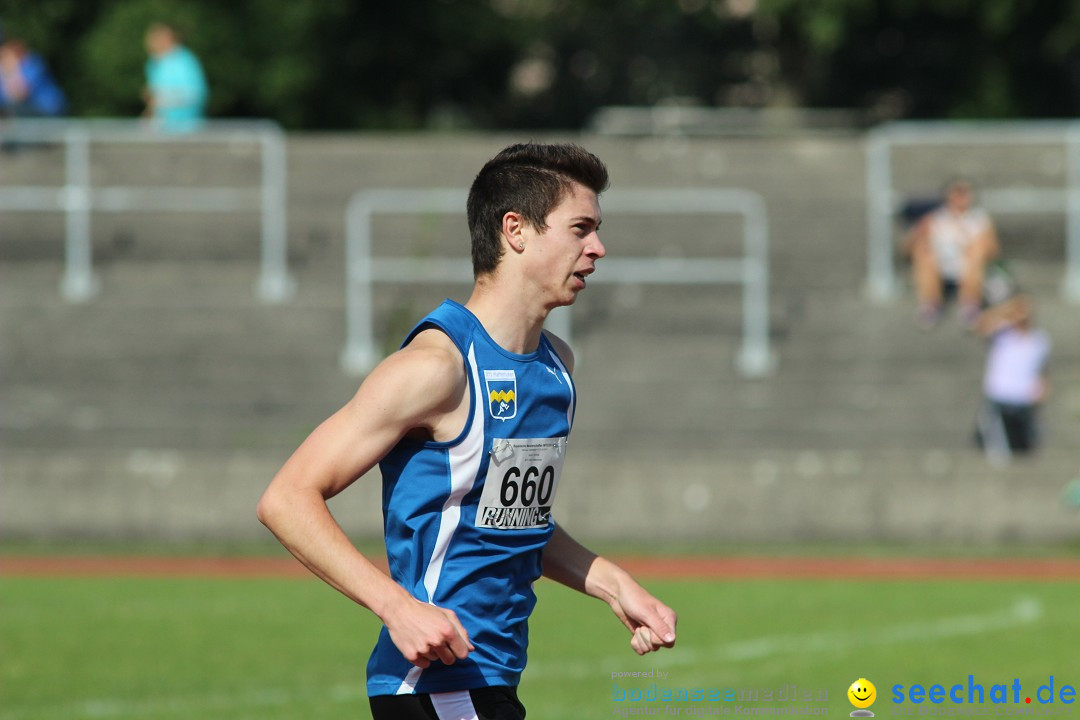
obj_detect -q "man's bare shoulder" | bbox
[355,328,466,421]
[401,327,466,372]
[543,331,576,374]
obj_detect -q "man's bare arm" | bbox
[542,525,677,655]
[256,330,474,667]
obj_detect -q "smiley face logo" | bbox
[848,678,877,716]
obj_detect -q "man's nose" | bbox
[588,233,606,259]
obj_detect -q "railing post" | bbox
[340,192,378,375]
[864,128,897,303]
[59,125,99,302]
[257,125,296,303]
[736,192,776,377]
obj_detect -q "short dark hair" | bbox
[467,143,609,276]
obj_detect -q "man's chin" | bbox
[544,296,578,313]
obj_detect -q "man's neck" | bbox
[464,279,549,355]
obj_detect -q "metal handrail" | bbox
[341,187,775,378]
[0,118,294,303]
[865,120,1080,304]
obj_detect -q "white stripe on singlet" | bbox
[545,340,575,430]
[395,344,486,695]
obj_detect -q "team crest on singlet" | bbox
[484,369,517,421]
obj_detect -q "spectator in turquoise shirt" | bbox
[143,23,207,131]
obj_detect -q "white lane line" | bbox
[527,596,1043,679]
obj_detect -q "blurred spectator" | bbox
[904,179,1000,329]
[0,38,67,118]
[973,294,1050,465]
[142,22,207,131]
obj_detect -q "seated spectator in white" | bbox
[905,179,1000,329]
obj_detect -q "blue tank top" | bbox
[366,300,576,696]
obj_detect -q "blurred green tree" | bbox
[758,0,1080,120]
[2,0,1080,128]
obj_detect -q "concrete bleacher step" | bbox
[0,261,356,453]
[3,133,1079,543]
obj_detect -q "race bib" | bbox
[476,437,566,530]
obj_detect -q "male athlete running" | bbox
[258,143,677,720]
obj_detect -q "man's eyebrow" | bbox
[572,215,601,226]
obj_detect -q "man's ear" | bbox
[501,211,527,255]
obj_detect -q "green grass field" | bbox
[3,565,1080,720]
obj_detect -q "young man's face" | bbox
[522,182,605,308]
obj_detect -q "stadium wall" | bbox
[1,131,1077,546]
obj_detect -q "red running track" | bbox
[3,555,1080,580]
